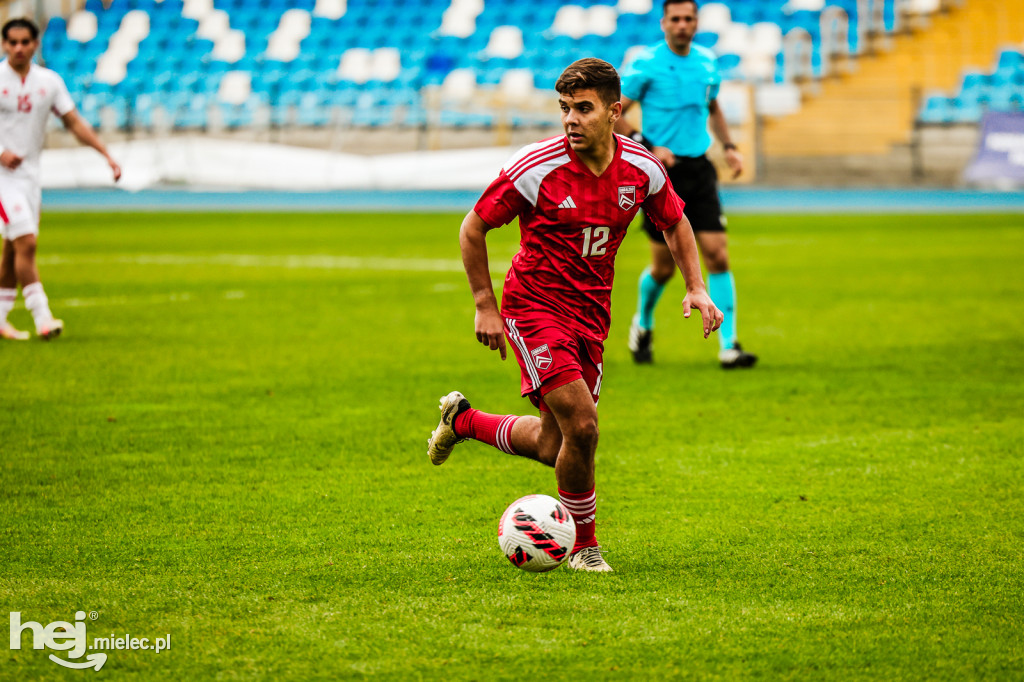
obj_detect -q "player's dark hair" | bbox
[2,17,40,41]
[663,0,698,12]
[555,58,621,107]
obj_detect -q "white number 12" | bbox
[581,226,610,258]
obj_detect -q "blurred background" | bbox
[4,0,1024,191]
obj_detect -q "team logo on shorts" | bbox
[530,344,553,370]
[618,186,636,210]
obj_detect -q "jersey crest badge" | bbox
[618,186,636,210]
[530,344,553,370]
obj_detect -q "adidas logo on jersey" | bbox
[558,196,577,209]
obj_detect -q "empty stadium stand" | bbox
[10,0,1019,186]
[763,0,1023,157]
[918,47,1024,124]
[27,0,940,134]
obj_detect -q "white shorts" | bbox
[0,179,41,242]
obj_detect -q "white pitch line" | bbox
[38,253,471,273]
[11,290,245,309]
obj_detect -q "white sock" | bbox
[0,288,15,324]
[22,282,53,329]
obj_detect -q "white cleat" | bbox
[628,317,653,364]
[37,318,64,341]
[567,546,614,573]
[426,391,470,466]
[0,322,29,341]
[718,342,757,369]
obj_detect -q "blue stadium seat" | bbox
[717,53,742,81]
[157,0,185,15]
[44,16,67,36]
[219,101,258,129]
[439,110,494,128]
[774,51,786,83]
[174,94,210,129]
[693,32,719,49]
[881,0,897,32]
[351,103,397,128]
[131,93,157,128]
[957,71,989,107]
[42,0,952,132]
[178,17,201,34]
[995,49,1024,80]
[985,85,1020,113]
[918,95,951,124]
[729,3,758,24]
[950,97,983,123]
[77,94,104,127]
[782,10,822,38]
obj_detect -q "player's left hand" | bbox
[108,157,122,182]
[0,150,23,170]
[725,148,743,179]
[681,290,723,338]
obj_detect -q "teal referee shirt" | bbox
[620,42,721,158]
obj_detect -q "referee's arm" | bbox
[707,99,743,179]
[614,97,676,169]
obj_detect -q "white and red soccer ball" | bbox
[498,494,576,572]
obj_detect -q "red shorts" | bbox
[503,314,605,412]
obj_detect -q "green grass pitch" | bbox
[1,210,1022,679]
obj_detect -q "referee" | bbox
[616,0,757,369]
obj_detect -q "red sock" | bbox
[558,487,598,552]
[453,409,520,455]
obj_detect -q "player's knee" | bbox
[14,238,36,261]
[651,261,675,282]
[537,432,562,467]
[565,416,599,454]
[704,247,729,272]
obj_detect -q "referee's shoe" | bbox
[719,342,758,369]
[628,318,653,364]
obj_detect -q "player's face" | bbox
[661,1,698,51]
[559,89,621,155]
[2,28,38,68]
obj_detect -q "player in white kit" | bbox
[0,18,121,340]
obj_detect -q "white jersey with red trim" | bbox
[0,60,76,187]
[474,134,686,341]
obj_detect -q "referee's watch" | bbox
[723,142,738,151]
[629,131,653,151]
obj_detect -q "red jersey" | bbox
[474,134,685,341]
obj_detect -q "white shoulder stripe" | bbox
[619,136,671,174]
[503,137,565,175]
[621,147,668,195]
[511,152,571,206]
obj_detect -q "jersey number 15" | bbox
[580,226,610,258]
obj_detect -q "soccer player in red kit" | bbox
[427,58,722,572]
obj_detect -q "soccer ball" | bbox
[498,494,576,572]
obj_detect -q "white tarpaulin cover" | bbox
[42,138,517,192]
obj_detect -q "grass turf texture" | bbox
[1,210,1022,680]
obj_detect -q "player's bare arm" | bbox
[663,216,723,337]
[60,110,121,181]
[614,96,675,168]
[458,209,506,360]
[708,99,743,179]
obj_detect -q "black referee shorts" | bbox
[642,154,725,244]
